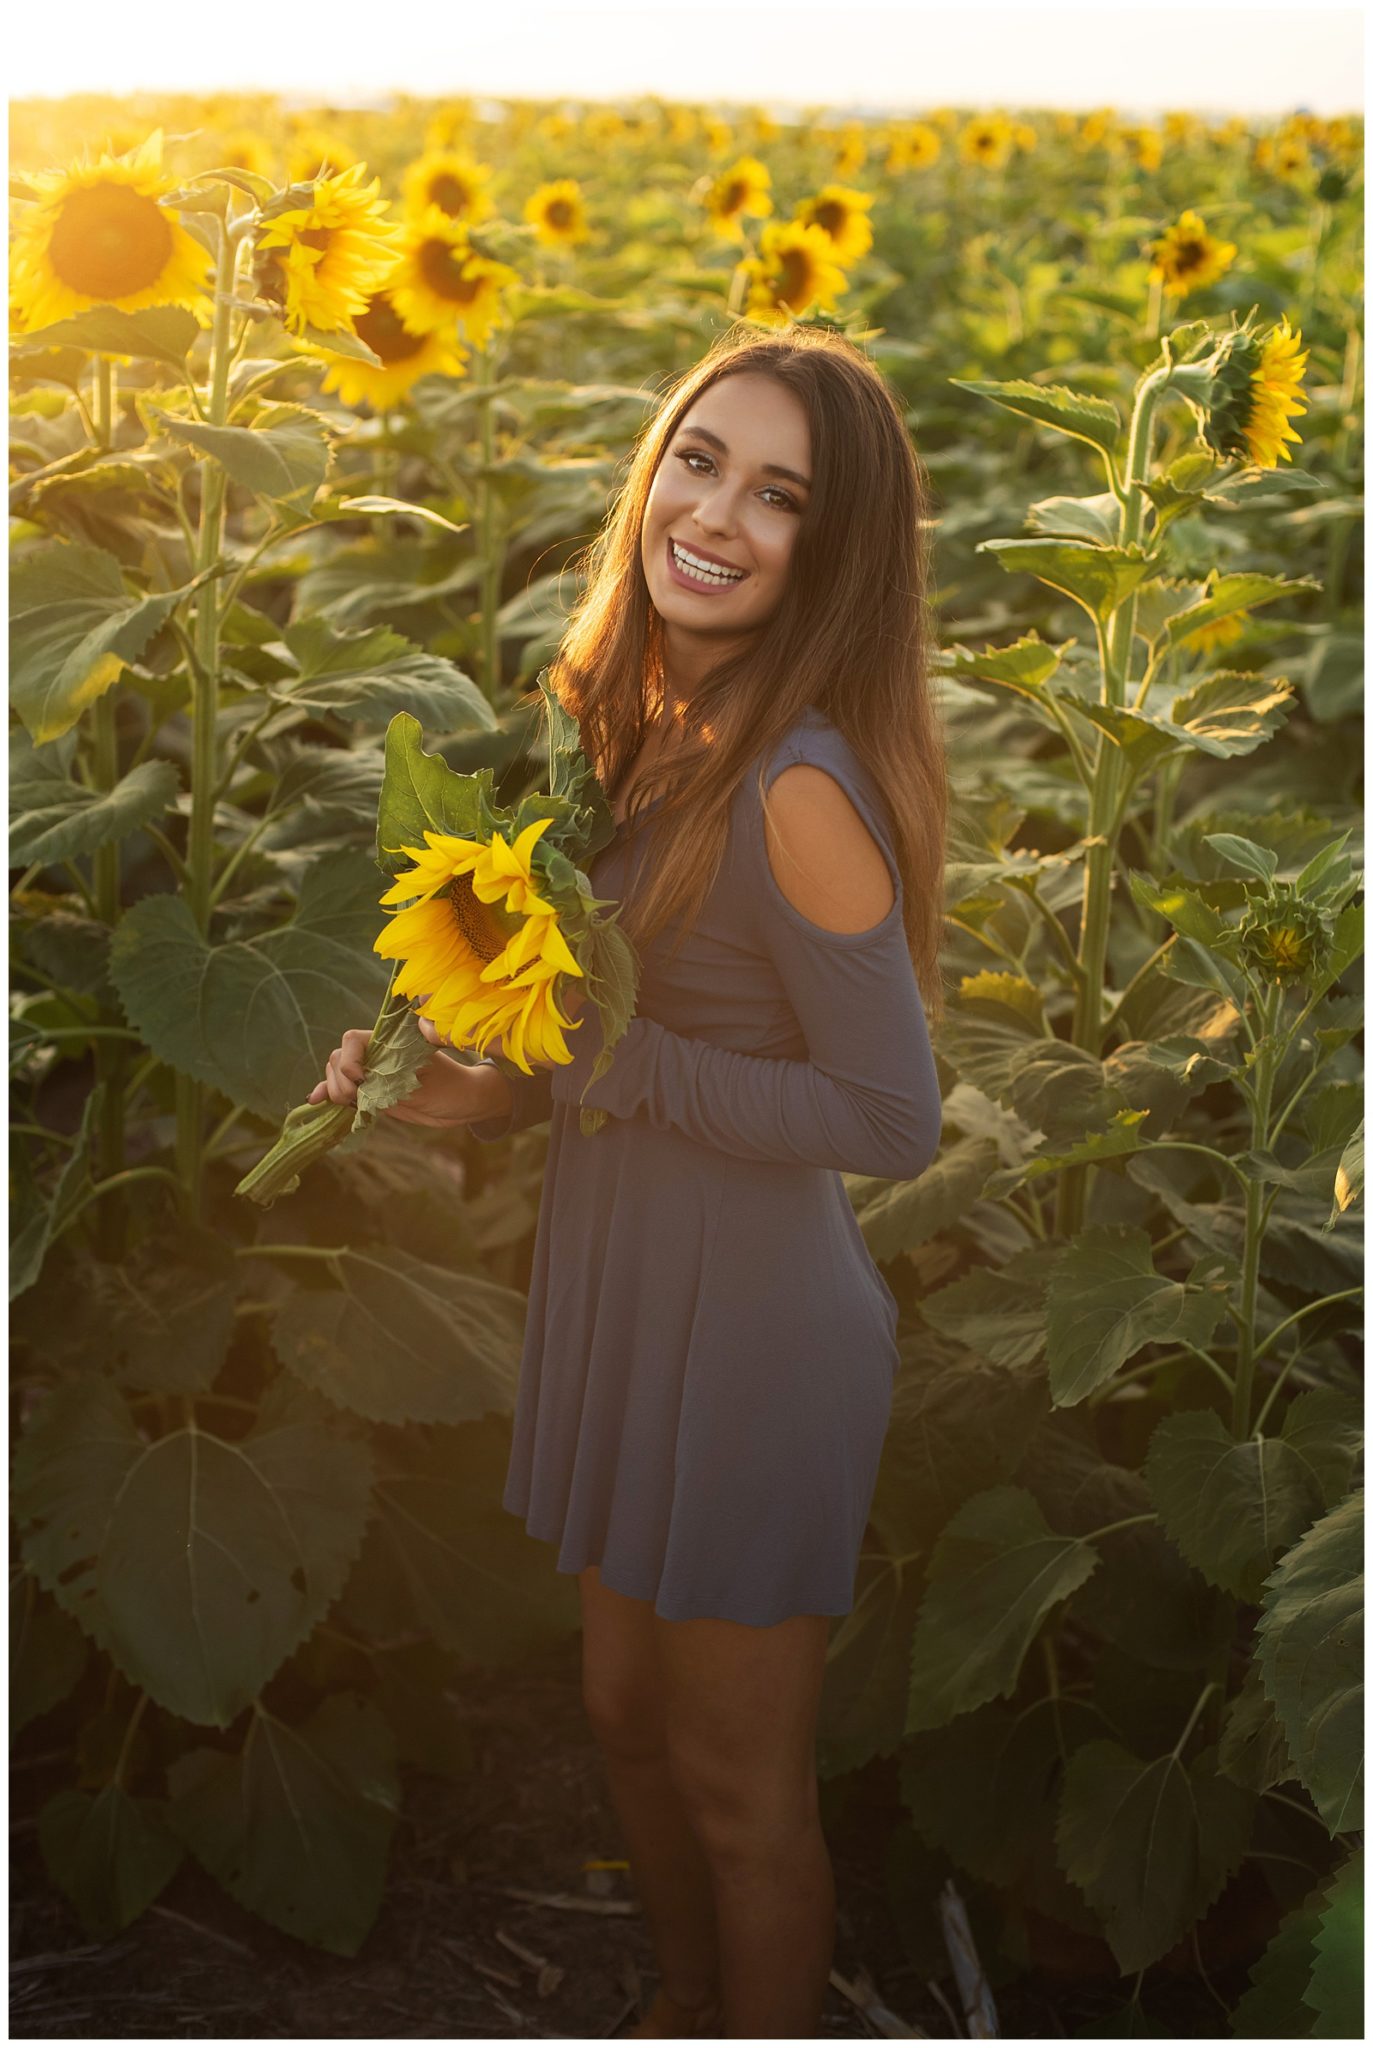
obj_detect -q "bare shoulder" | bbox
[763,762,896,935]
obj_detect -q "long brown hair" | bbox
[539,322,946,1010]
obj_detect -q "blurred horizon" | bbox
[7,2,1365,116]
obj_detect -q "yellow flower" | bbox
[792,184,874,265]
[425,103,475,152]
[1274,136,1311,179]
[703,117,733,159]
[401,149,494,225]
[737,220,848,325]
[523,177,590,247]
[389,208,519,347]
[254,161,403,336]
[583,109,626,147]
[286,127,358,184]
[215,129,273,179]
[1200,313,1309,470]
[306,287,469,409]
[375,822,585,1074]
[750,109,781,146]
[832,122,868,179]
[1124,126,1164,172]
[958,115,1014,169]
[10,131,213,330]
[703,156,773,242]
[1076,109,1119,152]
[1211,117,1250,150]
[1164,112,1201,147]
[888,121,942,172]
[1012,122,1039,153]
[538,110,575,144]
[667,107,699,148]
[1148,208,1237,298]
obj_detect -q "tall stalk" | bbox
[89,355,127,1255]
[175,215,239,1222]
[474,338,506,701]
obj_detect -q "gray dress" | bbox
[470,707,941,1625]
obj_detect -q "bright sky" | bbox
[7,0,1364,113]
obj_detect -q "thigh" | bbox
[657,1612,831,1829]
[577,1564,667,1758]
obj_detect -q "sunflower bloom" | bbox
[402,149,495,225]
[375,822,585,1074]
[703,117,733,159]
[523,178,590,247]
[216,129,274,179]
[832,123,868,178]
[254,161,403,336]
[888,121,942,172]
[1149,209,1238,299]
[737,220,848,325]
[1124,126,1164,172]
[10,131,213,330]
[286,128,359,184]
[306,287,469,409]
[1193,312,1309,470]
[792,184,874,265]
[959,115,1014,169]
[703,156,773,243]
[390,208,520,346]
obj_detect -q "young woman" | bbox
[311,324,946,2038]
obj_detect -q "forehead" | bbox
[680,372,810,461]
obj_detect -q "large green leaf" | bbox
[1161,572,1322,650]
[91,1227,240,1395]
[10,1568,88,1739]
[936,996,1124,1145]
[110,849,390,1119]
[1045,1227,1230,1406]
[1305,1848,1364,2037]
[919,1244,1060,1371]
[949,377,1123,457]
[1217,1663,1296,1794]
[905,1484,1098,1732]
[37,1785,183,1940]
[1060,672,1294,770]
[13,303,199,369]
[167,1691,399,1956]
[1055,1739,1253,1973]
[870,1352,1048,1556]
[850,1136,998,1261]
[269,1242,524,1425]
[10,1083,101,1303]
[374,711,488,874]
[269,617,494,730]
[1228,1872,1344,2038]
[10,728,181,867]
[817,1552,926,1776]
[1144,1409,1333,1602]
[979,538,1153,621]
[10,541,202,744]
[149,401,332,508]
[1253,1490,1363,1834]
[13,1375,374,1727]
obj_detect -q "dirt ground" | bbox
[10,1629,1251,2040]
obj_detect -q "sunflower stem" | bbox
[90,686,127,1259]
[176,214,240,1225]
[475,337,506,701]
[92,355,116,450]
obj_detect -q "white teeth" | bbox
[672,540,744,586]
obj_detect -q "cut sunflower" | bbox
[254,161,403,337]
[401,148,495,225]
[737,220,848,326]
[10,131,213,330]
[1149,208,1238,299]
[791,184,874,266]
[389,208,520,347]
[703,156,773,243]
[305,285,469,409]
[523,178,590,247]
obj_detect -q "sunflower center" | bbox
[418,236,480,303]
[446,875,505,962]
[48,181,173,299]
[1175,239,1204,270]
[545,198,574,228]
[297,227,333,253]
[812,200,845,234]
[774,248,814,302]
[353,293,428,364]
[719,179,747,213]
[429,173,474,215]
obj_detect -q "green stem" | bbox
[92,355,115,450]
[176,215,239,1225]
[1233,992,1277,1440]
[476,339,506,699]
[89,689,127,1256]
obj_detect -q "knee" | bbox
[582,1671,668,1765]
[666,1740,819,1864]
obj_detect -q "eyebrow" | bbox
[676,421,812,491]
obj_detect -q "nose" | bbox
[691,479,740,539]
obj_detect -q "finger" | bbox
[307,1081,327,1104]
[416,1017,442,1046]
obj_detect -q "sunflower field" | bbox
[8,90,1365,2033]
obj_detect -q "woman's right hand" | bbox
[308,1026,501,1128]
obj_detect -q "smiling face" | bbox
[641,370,812,663]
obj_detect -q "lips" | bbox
[665,536,749,595]
[670,534,745,573]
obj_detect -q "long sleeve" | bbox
[546,858,942,1181]
[468,1063,554,1143]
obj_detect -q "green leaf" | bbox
[299,318,382,365]
[10,729,180,866]
[110,849,390,1120]
[949,377,1123,457]
[167,1691,399,1956]
[817,1552,927,1774]
[271,617,493,730]
[1162,572,1322,650]
[37,1784,183,1940]
[1025,490,1121,545]
[1055,1739,1253,1974]
[149,401,332,508]
[1228,1874,1341,2038]
[1305,1848,1364,2037]
[91,1227,239,1395]
[10,1568,88,1739]
[1203,831,1279,883]
[870,1355,1048,1558]
[1331,1120,1363,1224]
[10,1083,102,1303]
[979,538,1154,621]
[1063,674,1295,769]
[850,1136,998,1261]
[375,711,489,874]
[269,1242,524,1426]
[994,1109,1149,1193]
[1217,1662,1296,1794]
[1253,1490,1363,1833]
[943,631,1065,705]
[905,1485,1098,1731]
[920,1246,1058,1371]
[1045,1226,1229,1406]
[10,541,203,744]
[1143,1410,1330,1602]
[13,1375,374,1727]
[13,303,199,370]
[334,494,470,537]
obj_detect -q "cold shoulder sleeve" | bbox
[545,732,942,1180]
